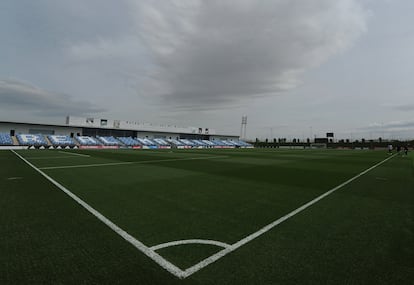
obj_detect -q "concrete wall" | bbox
[136,131,181,140]
[0,122,82,136]
[209,135,239,141]
[66,115,216,135]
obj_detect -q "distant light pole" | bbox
[240,116,247,140]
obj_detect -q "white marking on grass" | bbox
[7,177,23,180]
[58,151,90,157]
[40,161,136,169]
[10,150,187,279]
[26,156,86,160]
[11,149,397,279]
[375,177,387,181]
[151,239,230,251]
[38,155,228,170]
[179,154,396,278]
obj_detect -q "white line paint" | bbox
[40,161,136,169]
[151,239,231,251]
[10,150,187,279]
[180,154,396,278]
[11,149,396,279]
[25,156,86,160]
[7,177,23,180]
[58,151,90,157]
[38,155,228,170]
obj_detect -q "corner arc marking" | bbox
[150,239,231,251]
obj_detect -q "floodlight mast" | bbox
[240,116,247,140]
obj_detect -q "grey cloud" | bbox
[63,0,369,111]
[0,79,105,116]
[363,120,414,132]
[393,104,414,112]
[133,0,369,109]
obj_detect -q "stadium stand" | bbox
[210,140,234,148]
[97,136,121,146]
[48,135,75,146]
[118,137,141,146]
[221,140,236,147]
[16,134,48,146]
[191,139,208,147]
[179,139,196,147]
[75,136,100,146]
[202,140,216,147]
[153,138,171,147]
[0,133,13,145]
[234,140,253,148]
[136,138,157,147]
[6,131,251,149]
[166,139,185,148]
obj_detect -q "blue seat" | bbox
[16,134,48,146]
[48,135,75,146]
[118,137,141,146]
[97,136,120,146]
[0,133,13,145]
[75,136,100,146]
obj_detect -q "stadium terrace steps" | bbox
[44,136,53,146]
[12,136,19,146]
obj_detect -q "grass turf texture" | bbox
[0,148,413,284]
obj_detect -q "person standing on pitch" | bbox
[388,144,393,154]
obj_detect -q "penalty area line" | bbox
[10,150,186,279]
[38,155,228,170]
[58,151,91,157]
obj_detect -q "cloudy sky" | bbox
[1,0,414,140]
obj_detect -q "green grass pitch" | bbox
[1,148,413,284]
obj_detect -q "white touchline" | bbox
[11,150,187,279]
[179,153,397,278]
[11,149,396,279]
[58,151,91,157]
[38,155,228,170]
